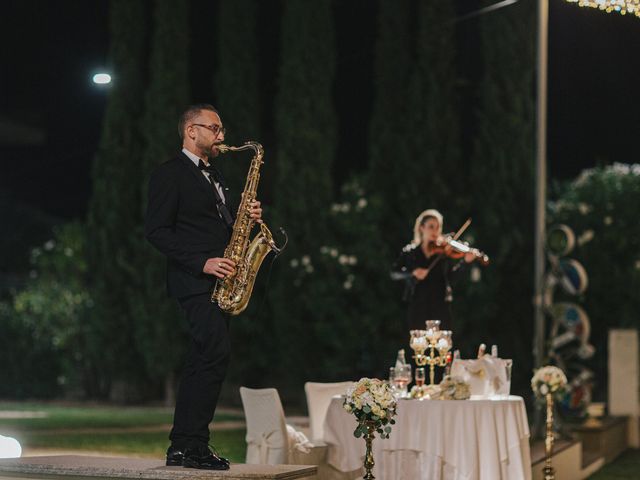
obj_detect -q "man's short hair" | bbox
[178,104,219,140]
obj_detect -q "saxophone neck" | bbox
[216,142,263,156]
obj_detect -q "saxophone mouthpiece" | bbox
[216,143,230,153]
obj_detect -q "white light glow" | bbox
[0,435,22,458]
[565,0,640,18]
[92,73,112,85]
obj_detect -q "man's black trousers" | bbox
[169,292,231,448]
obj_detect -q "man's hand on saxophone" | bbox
[203,258,236,279]
[249,200,263,224]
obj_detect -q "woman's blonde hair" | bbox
[412,209,443,246]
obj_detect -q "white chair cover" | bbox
[305,381,353,442]
[240,386,320,467]
[240,387,290,464]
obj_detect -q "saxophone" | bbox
[211,141,281,315]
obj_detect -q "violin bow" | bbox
[453,218,472,241]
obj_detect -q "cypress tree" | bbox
[130,0,190,402]
[369,1,460,247]
[86,0,148,398]
[458,0,536,395]
[270,0,337,393]
[214,0,271,390]
[354,1,460,360]
[407,1,463,221]
[367,0,416,250]
[215,0,278,392]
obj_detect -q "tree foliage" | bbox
[0,224,104,397]
[549,164,640,392]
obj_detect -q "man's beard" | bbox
[198,140,218,158]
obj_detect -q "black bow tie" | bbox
[197,160,223,184]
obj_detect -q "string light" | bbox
[564,0,640,18]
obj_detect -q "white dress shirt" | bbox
[182,147,226,203]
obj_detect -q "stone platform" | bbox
[570,416,629,464]
[0,456,316,480]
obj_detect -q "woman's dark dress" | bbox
[392,244,460,331]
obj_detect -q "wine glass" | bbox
[415,367,426,387]
[389,367,397,394]
[396,364,412,398]
[502,359,513,398]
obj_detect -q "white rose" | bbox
[577,203,591,215]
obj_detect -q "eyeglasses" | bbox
[190,123,226,136]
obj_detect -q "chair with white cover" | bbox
[304,381,353,443]
[239,386,326,467]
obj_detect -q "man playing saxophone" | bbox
[145,104,262,470]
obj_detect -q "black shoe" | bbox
[165,445,184,466]
[183,445,230,470]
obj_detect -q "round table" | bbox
[323,395,531,480]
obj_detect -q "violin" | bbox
[428,234,490,266]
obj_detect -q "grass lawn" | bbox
[16,430,247,462]
[0,401,247,463]
[588,449,640,479]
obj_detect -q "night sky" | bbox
[2,0,639,221]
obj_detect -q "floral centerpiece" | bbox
[344,378,397,438]
[343,378,397,480]
[531,365,567,399]
[409,384,442,399]
[437,375,471,400]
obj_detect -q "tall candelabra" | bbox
[543,393,556,480]
[410,320,453,385]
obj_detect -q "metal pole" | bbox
[534,0,549,370]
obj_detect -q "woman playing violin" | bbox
[391,209,478,331]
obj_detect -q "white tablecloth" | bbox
[324,396,531,480]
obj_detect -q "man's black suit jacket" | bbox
[145,152,233,298]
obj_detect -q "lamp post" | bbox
[534,0,549,373]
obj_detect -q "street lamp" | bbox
[92,73,112,85]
